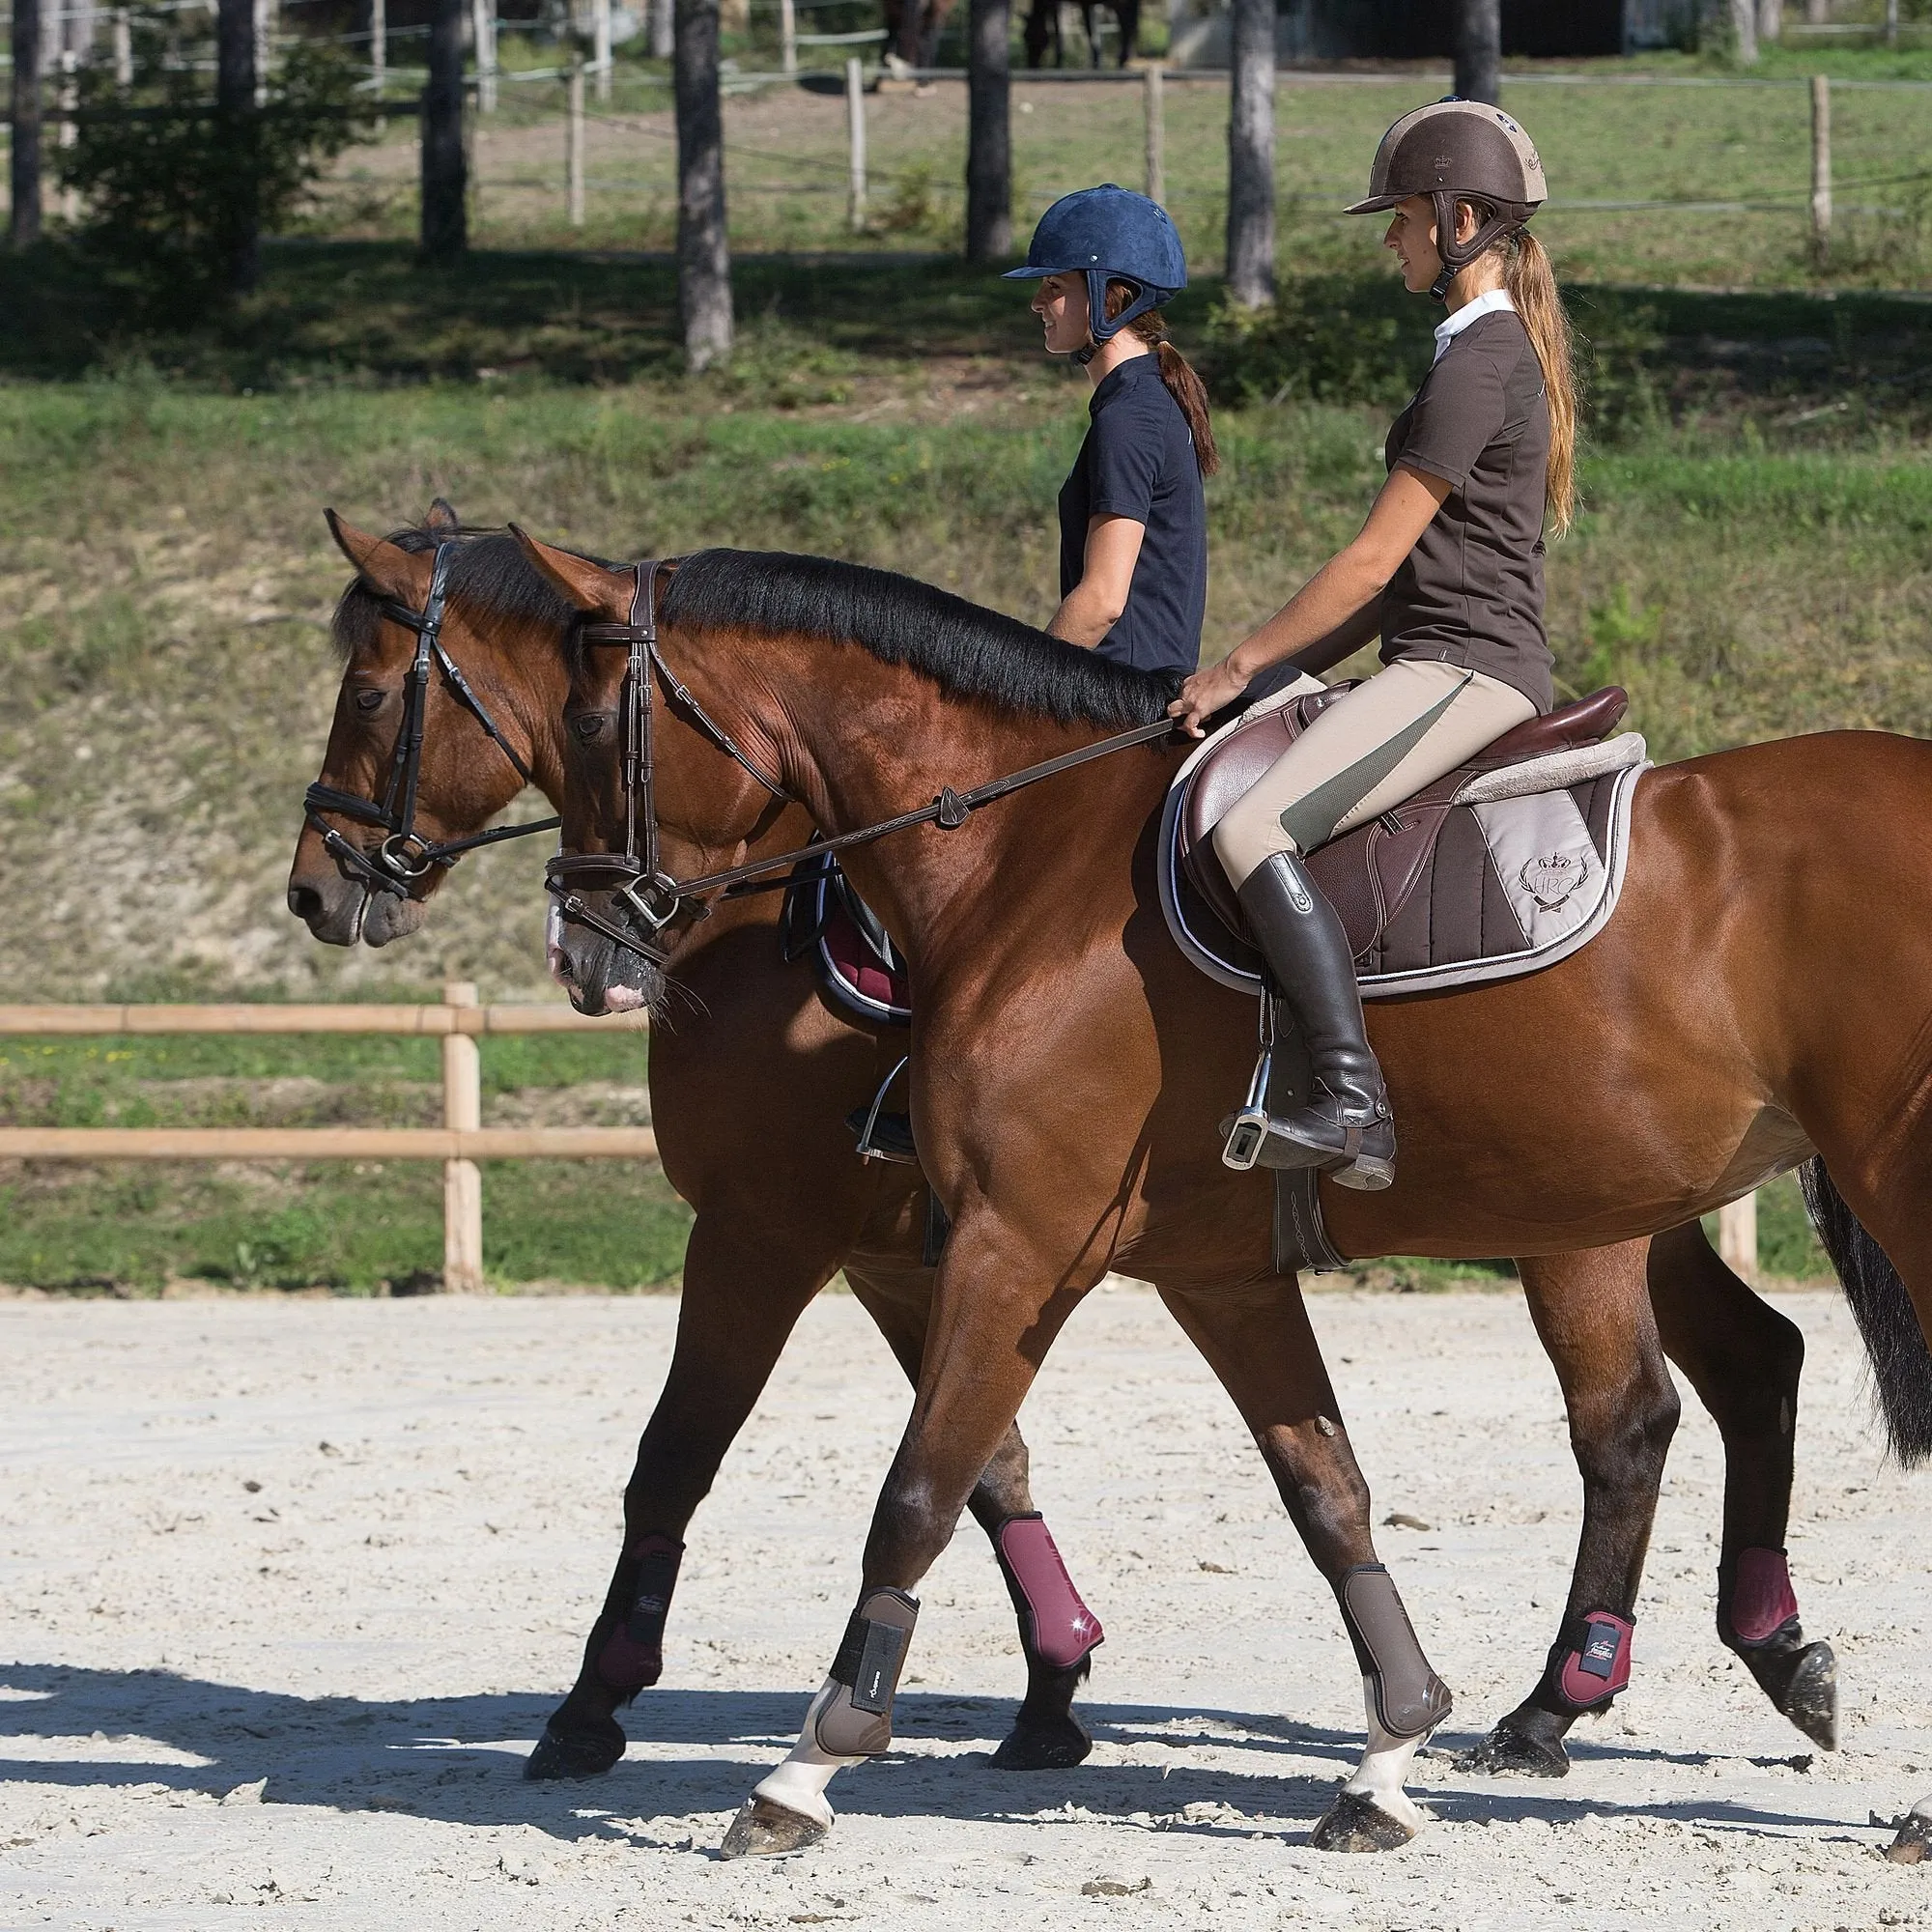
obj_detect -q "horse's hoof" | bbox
[989,1713,1093,1771]
[719,1795,829,1861]
[523,1718,625,1781]
[1889,1811,1932,1864]
[1454,1721,1571,1778]
[1773,1640,1839,1752]
[1308,1787,1421,1853]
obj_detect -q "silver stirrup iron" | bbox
[1222,993,1276,1173]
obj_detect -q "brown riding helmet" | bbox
[1347,98,1548,300]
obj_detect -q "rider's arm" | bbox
[1227,465,1449,682]
[1167,465,1448,732]
[1049,515,1148,650]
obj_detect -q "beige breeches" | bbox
[1211,658,1538,889]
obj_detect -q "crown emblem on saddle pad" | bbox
[1520,853,1587,911]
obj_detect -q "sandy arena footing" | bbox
[1,1284,1928,1930]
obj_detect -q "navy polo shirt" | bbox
[1057,352,1208,680]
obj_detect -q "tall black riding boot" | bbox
[1226,850,1395,1190]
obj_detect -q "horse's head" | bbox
[289,502,569,948]
[514,531,789,1017]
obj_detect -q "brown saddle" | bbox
[1178,684,1631,958]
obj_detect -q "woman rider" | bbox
[1006,185,1219,680]
[1168,99,1577,1191]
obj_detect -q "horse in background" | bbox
[1024,0,1141,69]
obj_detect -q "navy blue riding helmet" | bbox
[1003,185,1187,362]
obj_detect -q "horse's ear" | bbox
[326,509,431,606]
[511,526,632,619]
[425,497,462,535]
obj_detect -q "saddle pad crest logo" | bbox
[1520,852,1587,911]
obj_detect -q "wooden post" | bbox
[370,0,385,90]
[845,55,867,234]
[1143,62,1164,206]
[780,0,796,72]
[1730,0,1757,63]
[566,51,585,225]
[253,0,271,106]
[12,0,44,249]
[1225,0,1274,307]
[1454,0,1500,103]
[1718,1193,1758,1285]
[1886,0,1899,47]
[650,0,672,59]
[440,981,485,1293]
[420,0,467,258]
[1810,71,1831,269]
[675,0,733,367]
[112,6,132,86]
[594,0,612,99]
[56,48,77,224]
[1757,0,1780,43]
[965,0,1009,261]
[472,0,497,110]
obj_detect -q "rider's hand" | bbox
[1167,658,1250,738]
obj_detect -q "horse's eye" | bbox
[354,689,384,713]
[573,714,606,743]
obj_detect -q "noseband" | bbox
[544,558,1182,968]
[304,537,562,898]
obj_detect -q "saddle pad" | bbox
[1159,698,1650,1000]
[780,853,912,1026]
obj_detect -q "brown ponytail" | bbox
[1501,229,1577,536]
[1104,280,1221,478]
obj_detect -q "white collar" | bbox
[1433,286,1516,363]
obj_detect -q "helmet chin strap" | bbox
[1428,191,1524,302]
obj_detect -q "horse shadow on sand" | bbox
[0,1663,1864,1851]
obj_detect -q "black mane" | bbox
[660,549,1172,730]
[331,528,582,657]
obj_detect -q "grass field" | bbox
[7,52,1924,1290]
[293,50,1932,289]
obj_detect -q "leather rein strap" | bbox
[303,536,561,897]
[544,559,1180,963]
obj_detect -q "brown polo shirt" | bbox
[1380,309,1555,714]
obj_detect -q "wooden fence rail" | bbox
[0,982,654,1292]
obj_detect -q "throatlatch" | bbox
[994,1515,1105,1671]
[813,1588,921,1757]
[1546,1607,1635,1711]
[1336,1564,1454,1738]
[595,1534,684,1693]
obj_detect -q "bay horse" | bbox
[289,510,1106,1777]
[296,518,1852,1833]
[1023,0,1141,69]
[516,535,1932,1856]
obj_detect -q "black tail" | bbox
[1800,1156,1932,1466]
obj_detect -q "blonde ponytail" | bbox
[1503,229,1577,536]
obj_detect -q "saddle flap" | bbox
[1177,684,1630,957]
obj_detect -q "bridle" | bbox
[304,537,561,898]
[544,558,1182,967]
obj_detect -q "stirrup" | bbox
[1221,995,1276,1174]
[850,1056,918,1165]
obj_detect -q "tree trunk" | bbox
[1729,0,1757,63]
[1454,0,1500,103]
[10,0,43,248]
[216,0,260,288]
[965,0,1010,263]
[1225,0,1274,308]
[420,0,468,258]
[675,0,732,367]
[1757,0,1781,41]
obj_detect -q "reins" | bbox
[304,536,562,897]
[544,559,1181,963]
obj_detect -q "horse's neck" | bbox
[758,636,1156,955]
[488,617,573,810]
